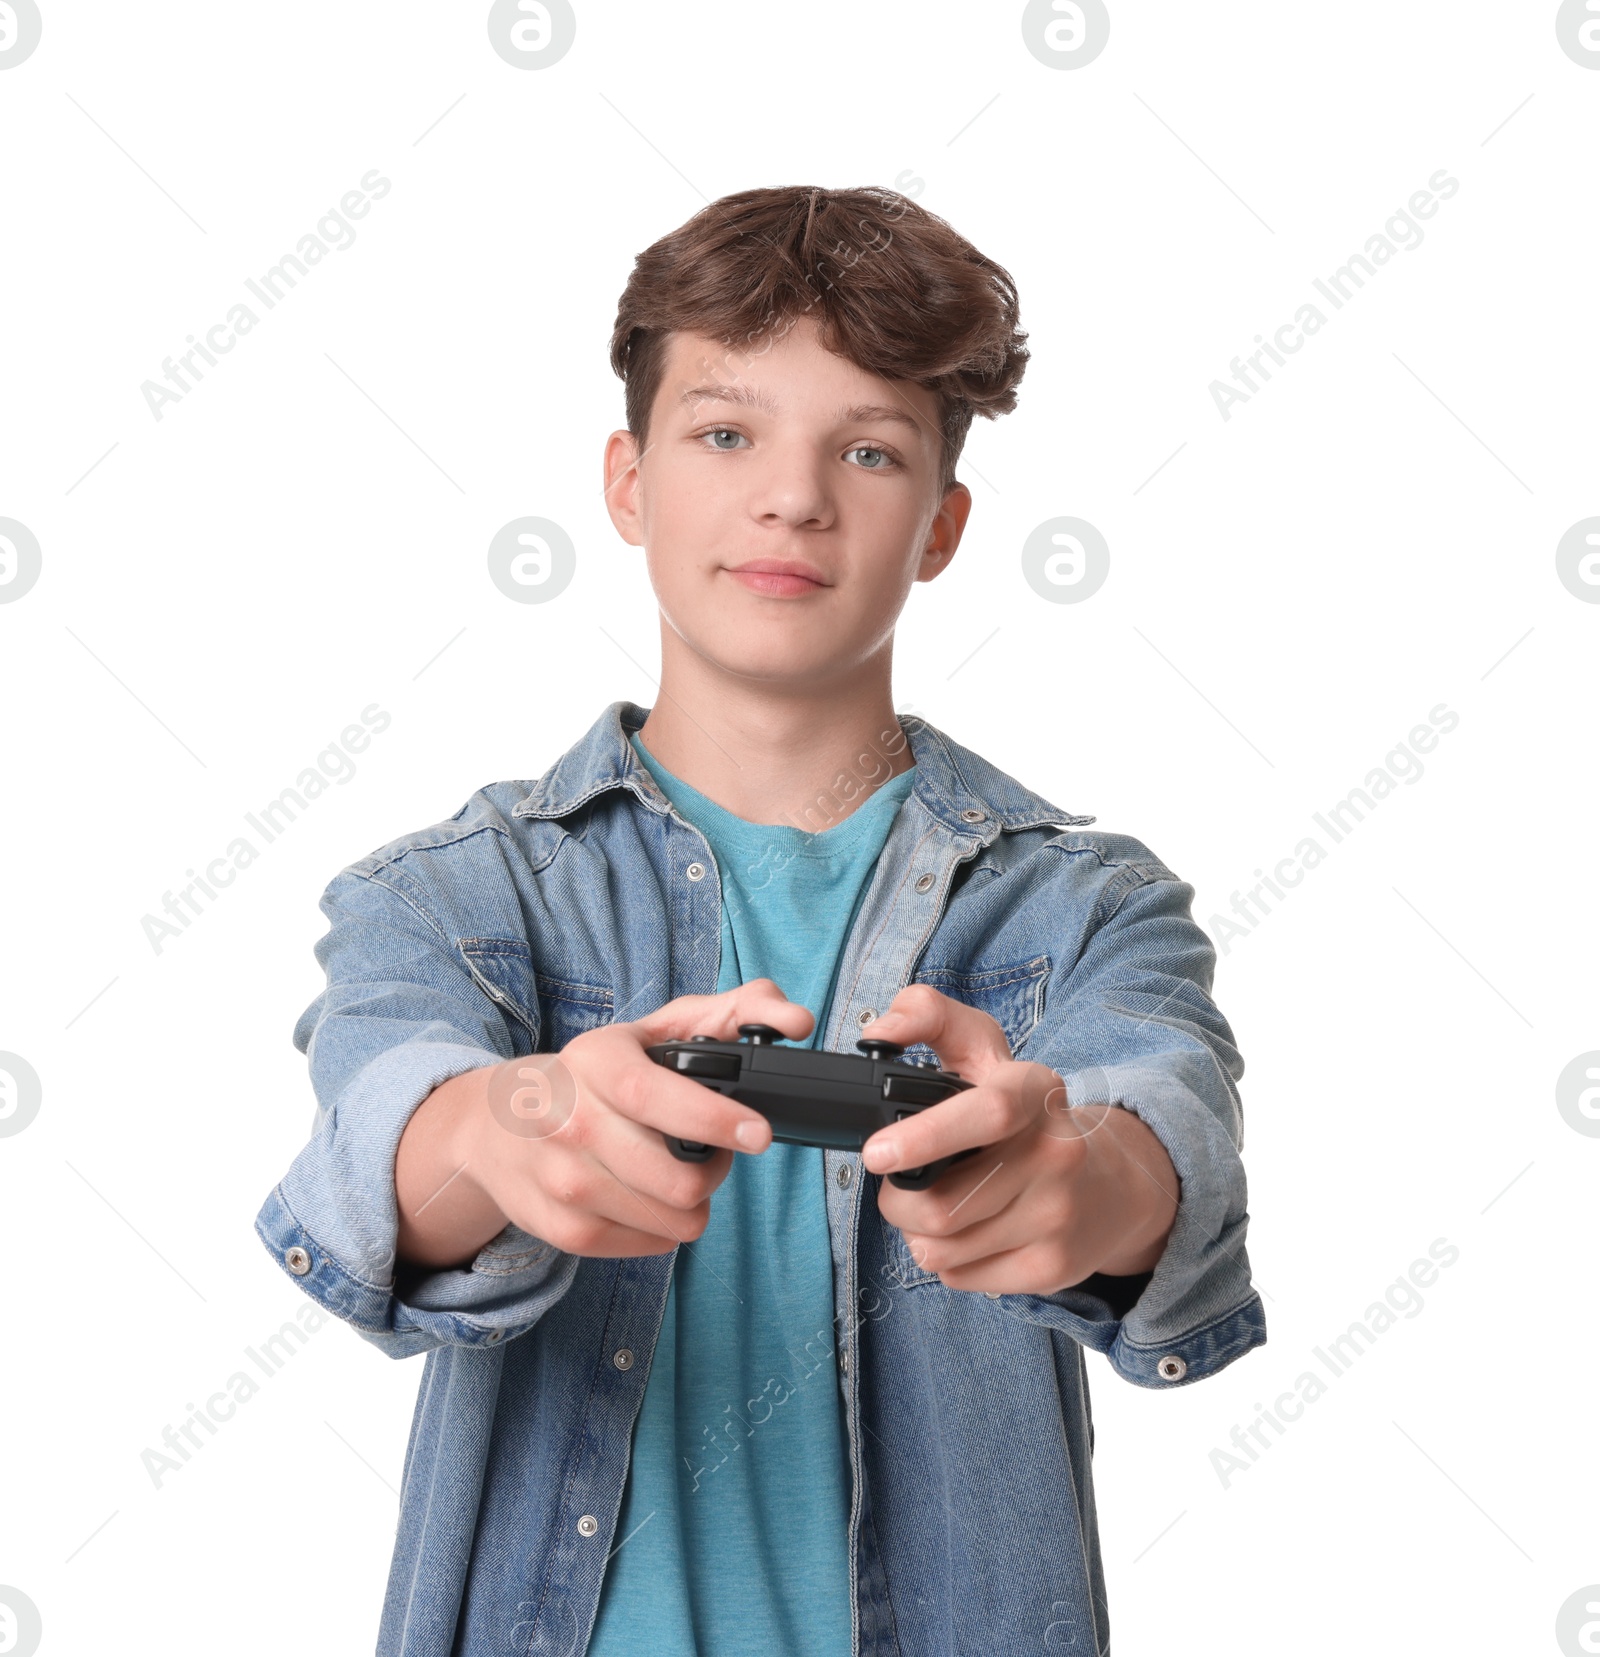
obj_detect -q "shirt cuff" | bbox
[253,1037,580,1358]
[997,1059,1268,1387]
[994,1277,1267,1387]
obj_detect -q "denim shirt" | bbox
[254,698,1266,1657]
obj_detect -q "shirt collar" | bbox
[511,699,1095,839]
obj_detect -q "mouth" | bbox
[724,559,830,598]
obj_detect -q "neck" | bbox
[634,635,914,832]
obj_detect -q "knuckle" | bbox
[608,1061,644,1115]
[907,1199,947,1239]
[983,1093,1015,1140]
[665,1170,707,1211]
[550,1166,597,1212]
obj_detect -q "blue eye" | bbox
[847,446,892,469]
[703,429,748,451]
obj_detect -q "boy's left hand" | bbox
[859,985,1181,1295]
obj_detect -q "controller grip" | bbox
[667,1135,716,1163]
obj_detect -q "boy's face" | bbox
[603,314,971,690]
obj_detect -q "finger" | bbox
[551,1211,686,1259]
[877,1142,1023,1238]
[931,1240,1088,1298]
[858,982,1013,1080]
[590,1110,737,1213]
[528,1133,718,1249]
[580,1033,768,1155]
[629,977,815,1049]
[587,1157,718,1248]
[862,1066,1036,1177]
[897,1188,1035,1276]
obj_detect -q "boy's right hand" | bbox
[454,978,813,1261]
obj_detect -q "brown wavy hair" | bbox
[609,185,1029,496]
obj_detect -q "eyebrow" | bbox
[676,383,926,437]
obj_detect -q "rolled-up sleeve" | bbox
[253,865,579,1359]
[1001,851,1267,1388]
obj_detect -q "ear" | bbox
[603,429,645,546]
[916,481,973,582]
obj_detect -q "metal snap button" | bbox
[613,1348,634,1370]
[577,1514,599,1537]
[686,862,706,881]
[839,1348,850,1374]
[1157,1355,1187,1381]
[836,1163,853,1188]
[960,809,986,823]
[486,1328,502,1343]
[856,1008,877,1025]
[284,1246,312,1276]
[984,1290,1001,1298]
[914,872,935,893]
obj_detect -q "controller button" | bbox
[671,1050,741,1081]
[737,1023,784,1045]
[688,1034,716,1043]
[856,1037,905,1062]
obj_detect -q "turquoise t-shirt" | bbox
[585,733,920,1657]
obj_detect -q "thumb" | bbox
[861,985,1012,1081]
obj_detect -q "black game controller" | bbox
[645,1023,981,1190]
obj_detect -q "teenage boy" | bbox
[256,184,1266,1657]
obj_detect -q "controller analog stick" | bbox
[738,1023,785,1045]
[856,1037,905,1062]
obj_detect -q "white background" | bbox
[1,3,1595,1653]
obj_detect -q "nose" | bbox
[749,440,834,531]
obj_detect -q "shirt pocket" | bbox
[900,952,1053,1062]
[537,971,616,1052]
[456,938,615,1055]
[880,953,1053,1290]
